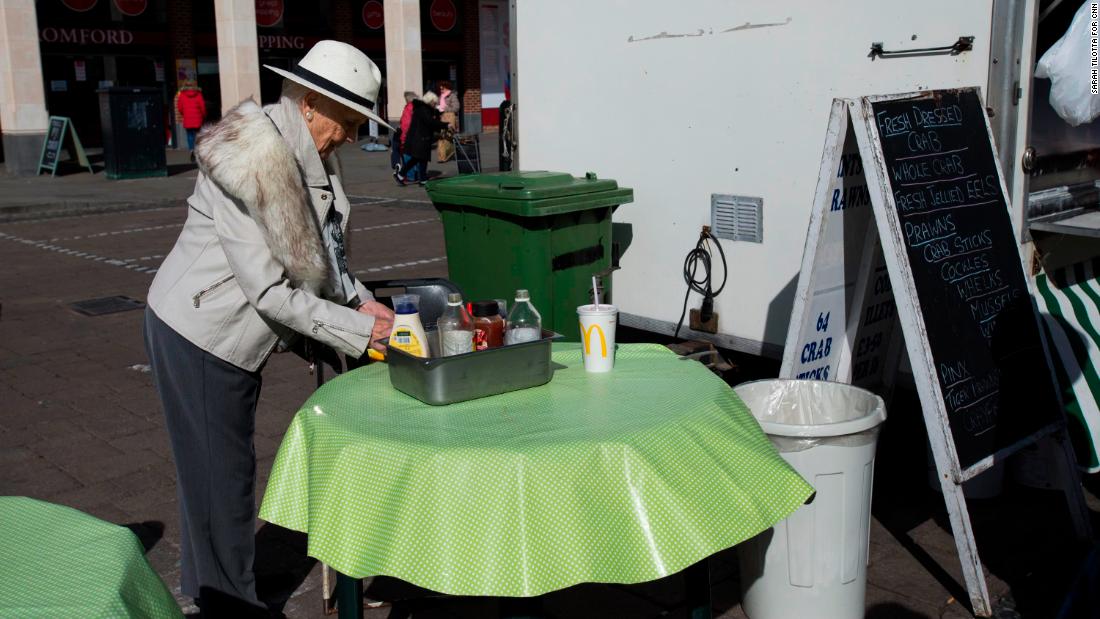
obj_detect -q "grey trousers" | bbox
[143,308,263,607]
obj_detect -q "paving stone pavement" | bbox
[1,139,1098,618]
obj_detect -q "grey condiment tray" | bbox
[382,329,562,405]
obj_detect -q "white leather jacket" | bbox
[147,98,376,372]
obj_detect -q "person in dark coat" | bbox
[391,91,417,184]
[400,91,450,184]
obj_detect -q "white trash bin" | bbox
[734,379,886,619]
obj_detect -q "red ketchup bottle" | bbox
[471,300,505,350]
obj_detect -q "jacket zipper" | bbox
[311,319,366,337]
[192,274,235,308]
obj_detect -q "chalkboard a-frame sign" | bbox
[37,116,93,176]
[782,88,1091,617]
[872,89,1061,470]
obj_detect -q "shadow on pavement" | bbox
[872,386,1099,618]
[53,152,104,177]
[253,523,317,613]
[866,602,933,618]
[122,520,164,553]
[167,162,198,176]
[196,587,277,618]
[1057,546,1100,619]
[362,576,498,617]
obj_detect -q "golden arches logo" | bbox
[581,323,608,358]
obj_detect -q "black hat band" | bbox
[292,65,375,110]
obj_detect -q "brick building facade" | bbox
[2,0,508,172]
[460,0,481,132]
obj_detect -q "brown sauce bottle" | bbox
[471,300,505,349]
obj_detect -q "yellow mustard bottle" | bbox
[388,294,429,358]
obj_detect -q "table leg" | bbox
[335,572,363,619]
[684,558,712,619]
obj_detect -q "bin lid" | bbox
[425,171,633,217]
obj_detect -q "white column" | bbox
[213,0,261,114]
[383,0,423,125]
[0,0,49,175]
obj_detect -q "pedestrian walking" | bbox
[402,91,450,184]
[436,80,460,162]
[174,82,207,155]
[392,90,418,185]
[144,40,395,616]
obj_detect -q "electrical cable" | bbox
[674,228,727,339]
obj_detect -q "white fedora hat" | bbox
[265,40,393,130]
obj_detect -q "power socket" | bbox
[689,308,719,333]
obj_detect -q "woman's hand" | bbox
[358,300,395,352]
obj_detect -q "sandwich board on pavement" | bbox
[37,116,93,176]
[781,88,1092,617]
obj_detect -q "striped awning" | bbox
[1034,259,1100,472]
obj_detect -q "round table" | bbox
[260,343,812,613]
[0,497,182,618]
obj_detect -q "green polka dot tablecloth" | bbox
[0,496,182,618]
[259,343,813,597]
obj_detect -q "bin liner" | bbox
[735,379,886,453]
[1035,1,1100,127]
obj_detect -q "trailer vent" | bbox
[711,194,763,243]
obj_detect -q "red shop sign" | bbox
[62,0,97,12]
[362,0,384,30]
[255,0,284,28]
[40,27,135,45]
[429,0,456,32]
[114,0,147,17]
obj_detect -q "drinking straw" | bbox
[592,275,600,310]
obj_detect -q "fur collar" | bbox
[194,99,330,294]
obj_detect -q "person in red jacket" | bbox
[392,91,417,184]
[174,82,207,153]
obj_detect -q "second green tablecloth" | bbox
[260,343,813,596]
[0,497,181,618]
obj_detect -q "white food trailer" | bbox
[507,0,1095,358]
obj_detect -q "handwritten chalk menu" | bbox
[38,117,67,173]
[785,90,1090,617]
[37,116,93,176]
[870,90,1060,469]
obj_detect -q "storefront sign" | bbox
[41,27,135,45]
[362,0,384,29]
[114,0,147,17]
[257,35,306,50]
[255,0,284,28]
[429,0,457,32]
[74,60,87,82]
[62,0,97,12]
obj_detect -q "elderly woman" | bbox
[401,91,451,184]
[435,80,460,162]
[143,41,394,613]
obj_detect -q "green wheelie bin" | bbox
[425,171,633,340]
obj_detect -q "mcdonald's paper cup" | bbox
[578,304,617,372]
